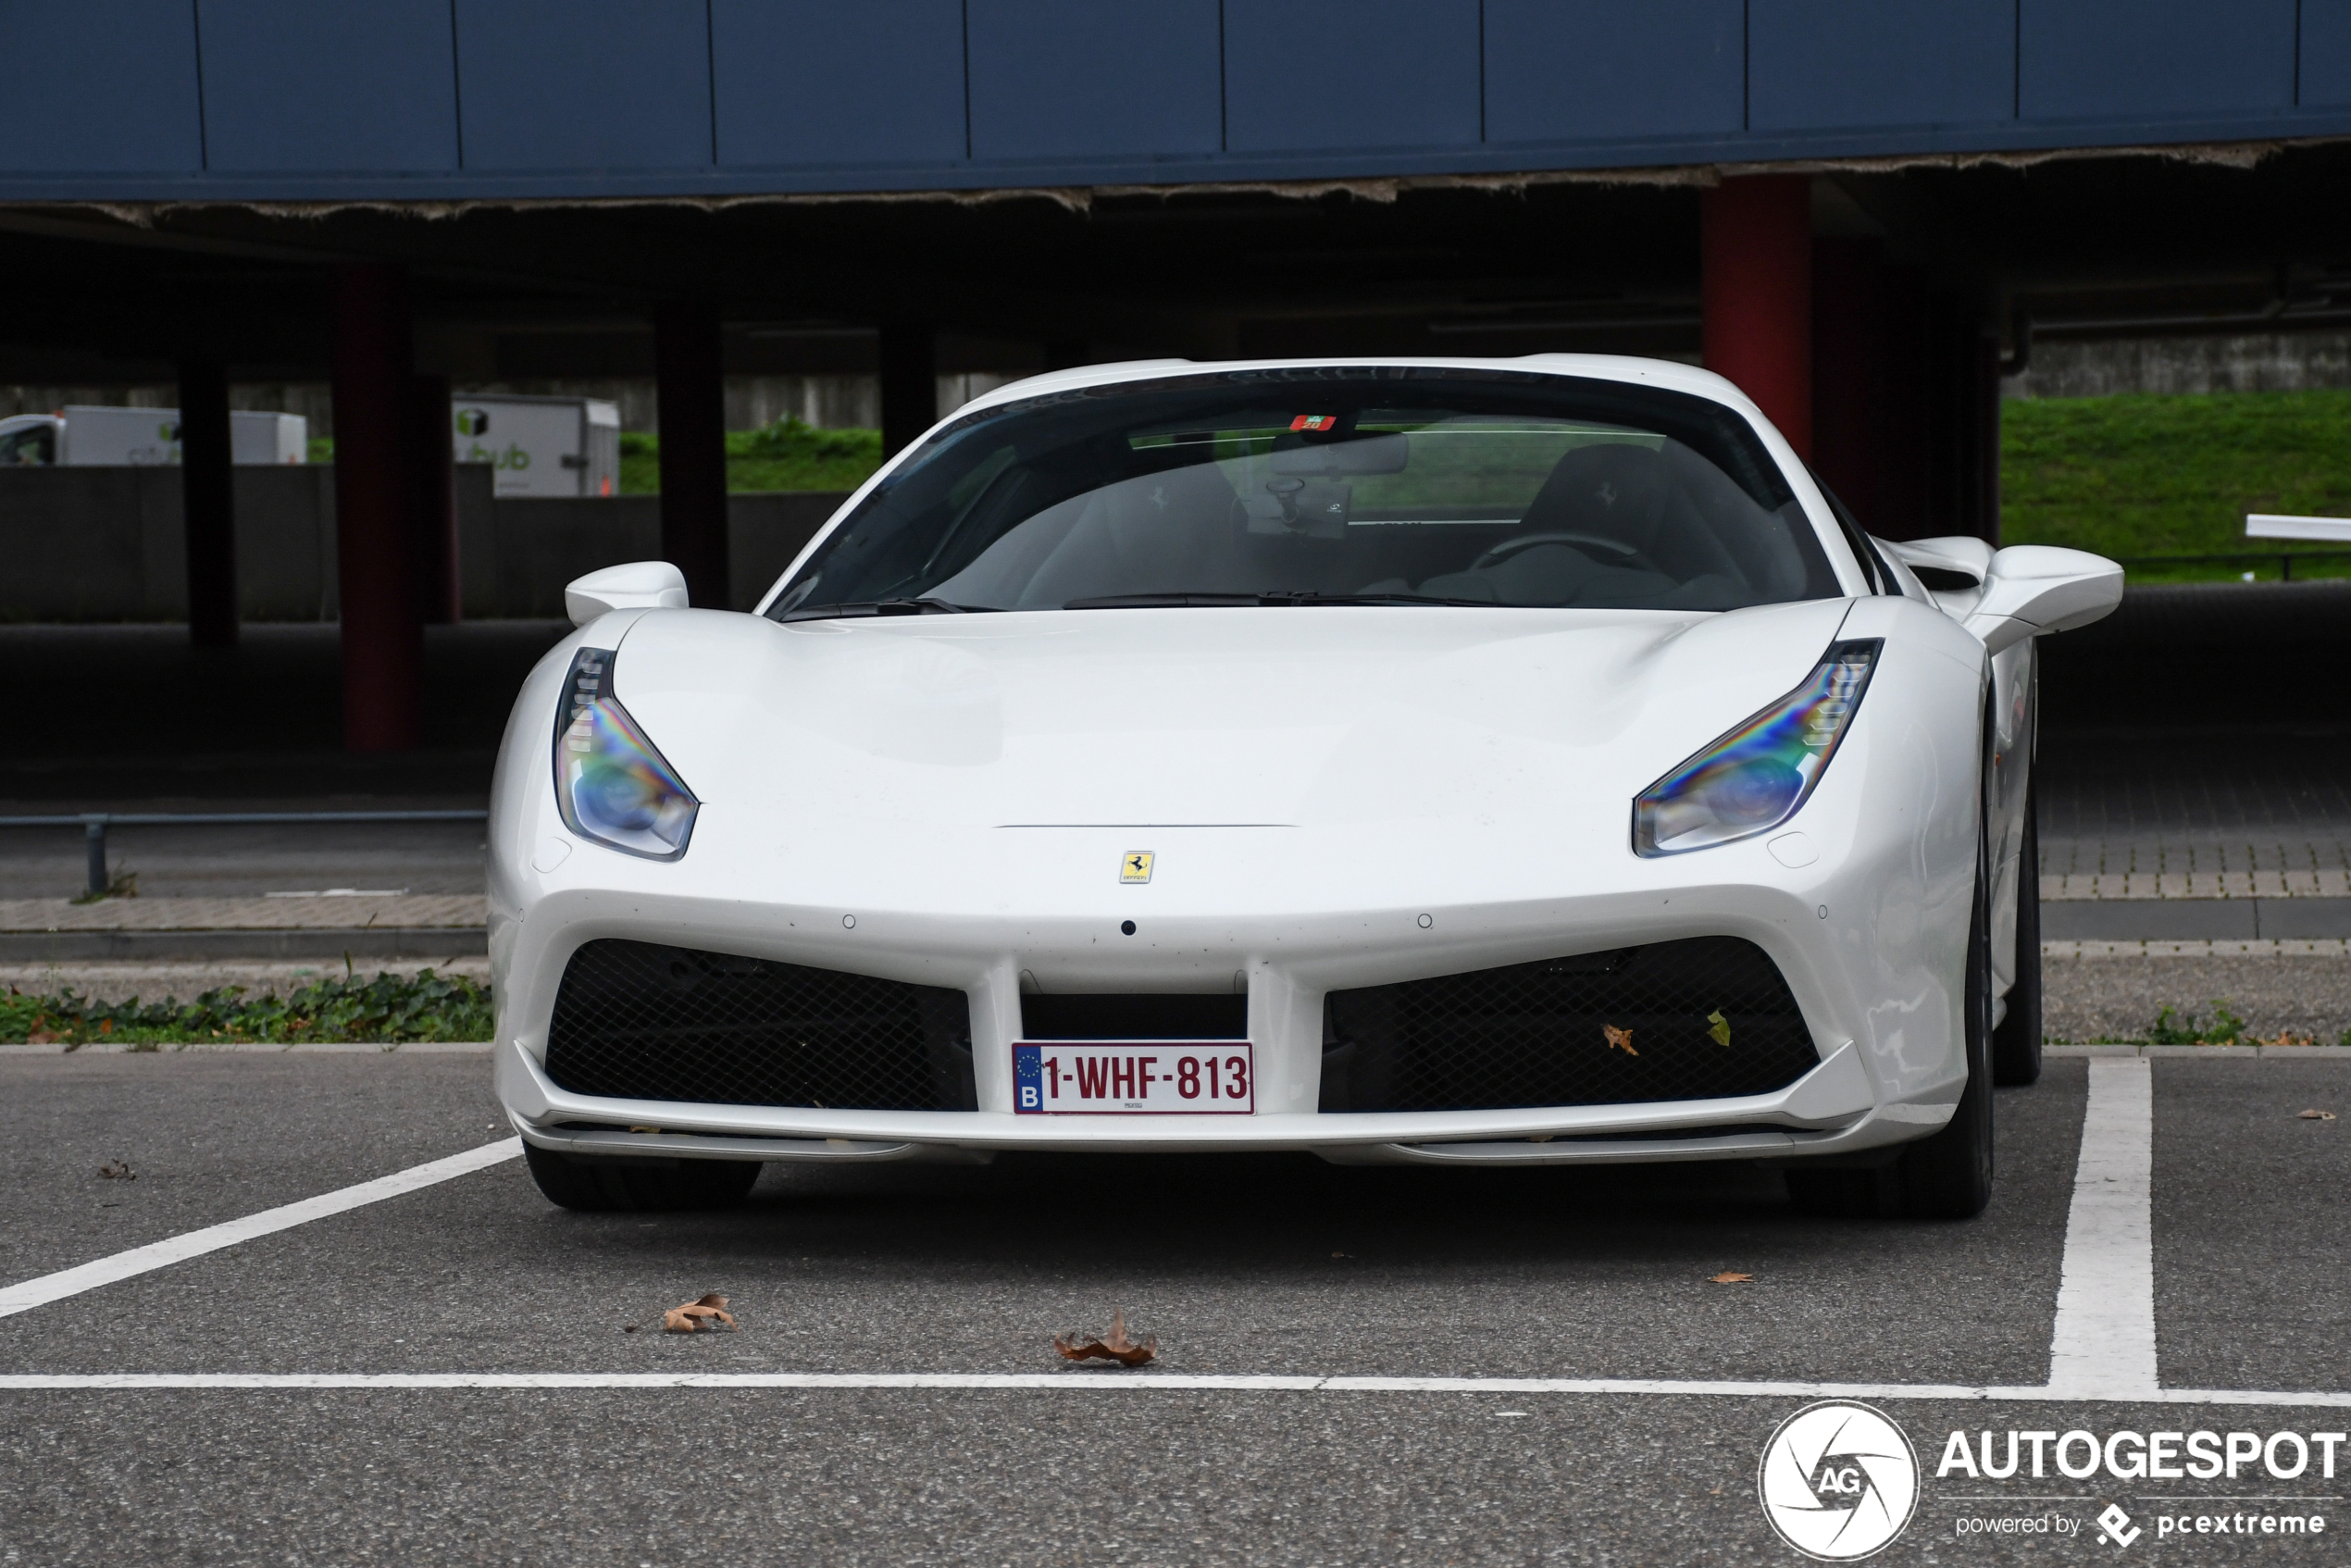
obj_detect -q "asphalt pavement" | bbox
[3,1051,2346,1564]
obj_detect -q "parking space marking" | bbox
[0,1374,2347,1407]
[0,1138,521,1319]
[2046,1058,2158,1400]
[0,1058,2341,1408]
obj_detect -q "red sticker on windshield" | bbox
[1289,415,1338,431]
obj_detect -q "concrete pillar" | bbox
[177,355,237,648]
[654,302,728,609]
[330,264,423,753]
[879,318,938,458]
[1701,174,1813,459]
[410,373,459,623]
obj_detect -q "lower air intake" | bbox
[545,939,976,1112]
[1320,937,1819,1113]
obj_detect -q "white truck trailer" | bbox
[450,393,621,497]
[0,407,307,466]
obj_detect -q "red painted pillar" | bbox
[331,264,422,753]
[654,303,728,609]
[879,317,938,458]
[410,373,459,623]
[177,354,237,648]
[1701,174,1813,459]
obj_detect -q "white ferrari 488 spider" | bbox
[490,356,2120,1219]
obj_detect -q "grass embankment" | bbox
[1,968,491,1047]
[620,417,882,494]
[2001,388,2351,581]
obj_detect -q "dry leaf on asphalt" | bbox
[2297,1109,2337,1121]
[662,1292,737,1333]
[1603,1024,1637,1055]
[1710,1272,1753,1284]
[1053,1308,1157,1366]
[97,1159,134,1180]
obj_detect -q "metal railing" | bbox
[0,810,489,899]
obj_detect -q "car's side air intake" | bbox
[1319,937,1820,1113]
[544,940,976,1112]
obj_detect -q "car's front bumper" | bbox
[497,1031,1948,1166]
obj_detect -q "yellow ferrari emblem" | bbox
[1120,851,1154,884]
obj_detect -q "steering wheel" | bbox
[1470,531,1663,575]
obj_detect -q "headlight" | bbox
[1633,639,1880,856]
[552,647,699,860]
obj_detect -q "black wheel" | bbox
[1895,844,1996,1220]
[523,1143,762,1212]
[1992,776,2044,1087]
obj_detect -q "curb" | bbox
[2043,1044,2351,1058]
[0,928,489,962]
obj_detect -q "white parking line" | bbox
[2046,1058,2158,1400]
[0,1139,521,1319]
[0,1373,2345,1406]
[0,1058,2334,1406]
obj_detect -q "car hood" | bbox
[608,601,1854,837]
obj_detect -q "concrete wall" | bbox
[2004,332,2351,399]
[0,466,844,621]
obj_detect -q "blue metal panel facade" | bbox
[1224,0,1482,153]
[0,0,203,173]
[966,0,1221,162]
[2304,0,2351,106]
[1748,0,2015,131]
[2,0,2348,198]
[713,0,967,167]
[1483,0,1743,144]
[2020,0,2296,119]
[455,0,714,170]
[198,0,459,172]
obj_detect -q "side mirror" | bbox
[1961,544,2121,654]
[565,560,689,627]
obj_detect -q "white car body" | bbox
[490,355,2117,1183]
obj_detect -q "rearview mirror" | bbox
[1960,544,2121,654]
[565,560,689,626]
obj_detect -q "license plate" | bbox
[1012,1042,1254,1114]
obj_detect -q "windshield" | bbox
[767,367,1837,618]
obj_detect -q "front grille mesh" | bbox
[545,939,975,1112]
[1321,937,1818,1113]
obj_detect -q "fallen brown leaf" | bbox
[1603,1024,1636,1055]
[28,1029,59,1045]
[2298,1109,2337,1121]
[1052,1308,1156,1366]
[661,1292,737,1333]
[97,1159,134,1180]
[1710,1271,1753,1284]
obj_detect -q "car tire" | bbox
[1991,776,2044,1087]
[1894,844,1996,1221]
[523,1143,762,1212]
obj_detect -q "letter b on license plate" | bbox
[1013,1042,1253,1114]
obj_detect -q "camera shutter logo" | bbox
[1757,1400,1920,1561]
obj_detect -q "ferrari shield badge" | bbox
[1120,851,1154,884]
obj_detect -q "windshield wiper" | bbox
[779,597,986,622]
[1064,591,1490,610]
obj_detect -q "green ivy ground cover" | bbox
[619,416,882,494]
[1,967,491,1047]
[2001,388,2351,580]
